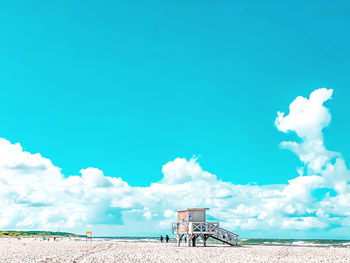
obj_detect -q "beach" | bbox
[1,239,350,263]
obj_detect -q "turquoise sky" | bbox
[1,0,349,189]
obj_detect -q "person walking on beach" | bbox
[160,235,163,243]
[165,235,169,243]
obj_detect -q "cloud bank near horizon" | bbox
[1,88,350,237]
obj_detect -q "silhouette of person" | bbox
[165,235,169,243]
[160,235,163,243]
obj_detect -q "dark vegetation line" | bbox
[0,231,80,237]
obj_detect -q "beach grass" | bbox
[0,230,79,238]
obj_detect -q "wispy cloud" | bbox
[0,88,349,237]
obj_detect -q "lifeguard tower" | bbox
[172,208,239,247]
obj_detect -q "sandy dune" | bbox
[0,239,350,262]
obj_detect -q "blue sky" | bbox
[0,1,350,237]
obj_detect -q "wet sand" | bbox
[1,239,350,262]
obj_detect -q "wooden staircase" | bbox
[209,226,238,246]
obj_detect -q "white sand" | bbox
[0,239,350,262]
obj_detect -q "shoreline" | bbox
[2,236,350,248]
[0,235,350,247]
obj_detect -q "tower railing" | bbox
[188,222,219,234]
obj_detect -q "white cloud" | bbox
[143,211,152,220]
[275,88,333,140]
[1,88,350,237]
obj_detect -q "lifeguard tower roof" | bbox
[176,208,209,212]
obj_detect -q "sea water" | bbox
[84,237,350,247]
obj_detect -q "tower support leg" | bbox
[187,234,190,247]
[200,234,208,247]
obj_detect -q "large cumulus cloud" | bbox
[1,88,350,237]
